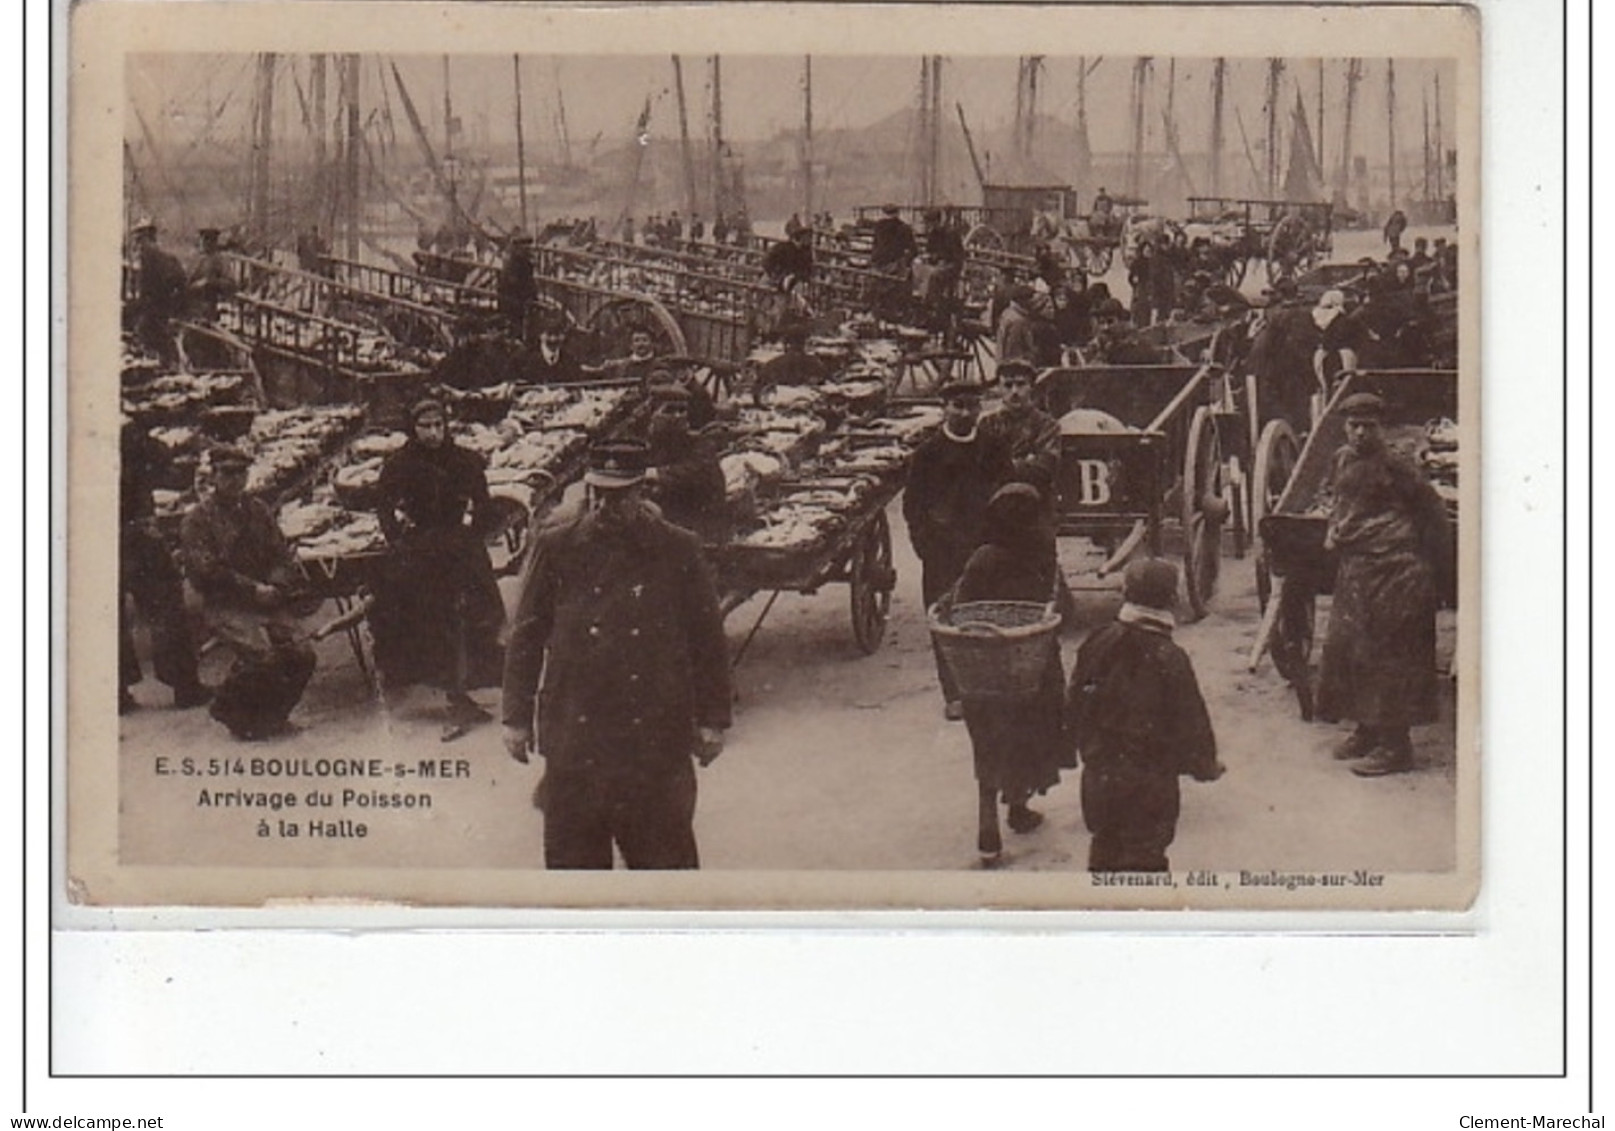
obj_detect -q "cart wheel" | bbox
[1254,547,1274,612]
[1268,577,1318,719]
[961,262,1002,307]
[1224,254,1248,289]
[587,295,688,361]
[1226,456,1249,560]
[1250,418,1301,557]
[965,224,1006,252]
[961,332,995,385]
[483,496,532,578]
[1089,244,1114,276]
[1181,406,1227,620]
[849,510,896,654]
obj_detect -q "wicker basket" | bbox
[929,600,1060,700]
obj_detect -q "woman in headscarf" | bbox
[370,397,506,738]
[949,482,1070,865]
[1311,289,1370,393]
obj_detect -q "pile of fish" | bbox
[147,404,363,523]
[281,500,387,562]
[1419,417,1461,516]
[287,385,638,562]
[723,396,939,558]
[122,371,252,424]
[243,406,366,500]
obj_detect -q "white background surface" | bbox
[16,0,1597,1124]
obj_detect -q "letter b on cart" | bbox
[1074,459,1112,506]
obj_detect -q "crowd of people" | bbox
[118,202,1457,873]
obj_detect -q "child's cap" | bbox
[1122,558,1178,612]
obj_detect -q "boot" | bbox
[1332,726,1377,761]
[1352,734,1414,777]
[172,682,214,710]
[977,787,1002,863]
[1007,801,1045,834]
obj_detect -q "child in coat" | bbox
[1066,558,1224,872]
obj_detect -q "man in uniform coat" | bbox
[501,441,733,869]
[903,381,1012,720]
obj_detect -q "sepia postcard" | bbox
[65,1,1482,911]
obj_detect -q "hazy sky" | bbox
[128,53,1458,164]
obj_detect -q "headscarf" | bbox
[983,482,1048,552]
[1312,289,1346,331]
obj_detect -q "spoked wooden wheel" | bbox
[1086,242,1115,276]
[1223,252,1248,288]
[848,510,896,654]
[959,331,995,385]
[483,494,534,578]
[961,262,1002,308]
[1181,405,1230,621]
[1250,418,1301,610]
[1267,577,1318,719]
[964,224,1006,252]
[377,306,455,352]
[587,295,687,361]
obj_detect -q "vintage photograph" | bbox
[67,3,1479,908]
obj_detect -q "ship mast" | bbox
[1264,58,1284,197]
[1337,58,1361,206]
[929,56,942,204]
[1127,57,1151,199]
[1434,71,1445,202]
[342,54,360,257]
[1386,59,1398,210]
[672,56,699,219]
[709,55,725,221]
[250,53,277,247]
[513,55,529,231]
[1074,56,1099,197]
[1422,81,1432,203]
[801,56,814,218]
[311,55,328,231]
[1316,59,1325,170]
[554,64,574,170]
[1209,58,1226,196]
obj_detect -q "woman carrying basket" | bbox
[946,483,1071,865]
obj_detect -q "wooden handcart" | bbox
[1036,358,1246,620]
[1247,369,1460,717]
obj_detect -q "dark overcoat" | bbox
[902,428,1012,607]
[371,439,505,690]
[1315,444,1450,730]
[500,505,732,775]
